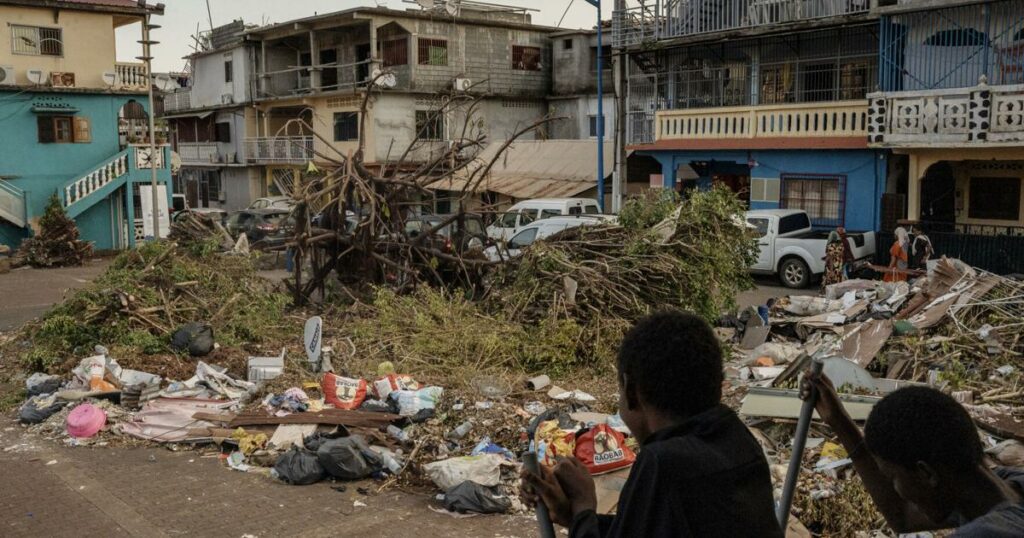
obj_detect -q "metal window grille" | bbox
[880,0,1024,90]
[333,112,359,142]
[512,45,542,71]
[415,110,444,140]
[418,38,447,66]
[780,173,847,228]
[12,26,62,56]
[381,38,408,67]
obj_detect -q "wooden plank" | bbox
[227,409,401,428]
[192,411,237,423]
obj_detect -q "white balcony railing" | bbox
[163,89,192,113]
[115,62,149,91]
[64,151,129,208]
[244,137,314,164]
[177,142,220,164]
[0,179,26,228]
[656,101,868,141]
[868,80,1024,147]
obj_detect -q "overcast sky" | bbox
[116,0,613,72]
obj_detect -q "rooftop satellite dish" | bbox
[445,0,459,15]
[26,68,47,85]
[303,316,323,368]
[102,71,117,87]
[415,0,435,8]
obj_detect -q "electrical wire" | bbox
[558,0,576,27]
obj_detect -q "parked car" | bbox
[406,213,488,255]
[172,207,229,226]
[225,208,291,243]
[171,194,188,216]
[248,196,294,210]
[256,210,361,250]
[484,215,607,262]
[487,198,602,242]
[746,209,877,289]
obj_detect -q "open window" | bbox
[418,38,448,66]
[512,45,542,71]
[415,110,445,140]
[38,115,74,143]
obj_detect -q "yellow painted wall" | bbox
[259,95,367,164]
[901,147,1024,225]
[0,5,137,89]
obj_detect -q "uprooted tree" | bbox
[268,76,555,305]
[17,193,93,268]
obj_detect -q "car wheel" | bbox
[779,258,810,289]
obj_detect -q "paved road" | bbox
[0,259,113,332]
[0,419,531,538]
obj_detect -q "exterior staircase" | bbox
[62,150,131,219]
[0,179,27,228]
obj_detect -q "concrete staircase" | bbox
[0,179,26,228]
[62,150,131,219]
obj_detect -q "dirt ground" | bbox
[0,417,534,538]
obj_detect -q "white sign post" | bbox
[139,185,170,239]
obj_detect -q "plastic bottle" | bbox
[447,420,473,440]
[387,424,411,443]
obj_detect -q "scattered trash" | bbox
[273,447,326,485]
[525,375,551,391]
[170,322,215,357]
[317,436,382,480]
[547,386,596,402]
[423,455,505,490]
[248,348,286,382]
[321,373,368,410]
[18,395,67,425]
[25,373,62,396]
[574,424,636,474]
[66,403,106,439]
[442,481,512,514]
[393,386,443,416]
[353,500,367,508]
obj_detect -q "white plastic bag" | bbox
[423,454,504,490]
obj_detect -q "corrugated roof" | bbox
[1,0,159,13]
[51,0,140,7]
[433,140,613,199]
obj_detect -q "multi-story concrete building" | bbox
[0,0,171,250]
[548,28,615,141]
[162,20,262,211]
[614,0,885,233]
[867,0,1024,273]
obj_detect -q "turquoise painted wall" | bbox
[0,90,170,248]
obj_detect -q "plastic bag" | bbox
[443,481,512,514]
[534,419,577,467]
[574,424,636,475]
[26,373,62,396]
[322,373,367,410]
[423,454,504,490]
[316,436,382,480]
[392,386,443,417]
[18,395,67,424]
[171,322,215,357]
[371,374,420,400]
[274,447,326,485]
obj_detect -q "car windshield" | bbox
[540,209,560,219]
[509,228,538,249]
[747,218,769,238]
[778,213,811,234]
[464,218,483,235]
[498,212,517,227]
[263,214,287,225]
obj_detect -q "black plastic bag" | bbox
[316,436,382,480]
[443,481,512,514]
[274,447,325,485]
[302,428,348,452]
[18,395,67,424]
[171,322,215,357]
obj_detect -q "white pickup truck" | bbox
[746,209,876,289]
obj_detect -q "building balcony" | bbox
[244,137,314,164]
[115,62,149,91]
[177,142,221,165]
[612,0,872,47]
[648,101,868,148]
[868,81,1024,148]
[163,89,192,113]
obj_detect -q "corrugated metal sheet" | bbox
[434,140,613,199]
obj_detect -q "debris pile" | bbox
[16,193,92,268]
[7,239,289,376]
[727,257,1024,533]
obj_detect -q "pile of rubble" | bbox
[15,194,93,268]
[721,257,1024,535]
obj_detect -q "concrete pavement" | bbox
[0,259,112,332]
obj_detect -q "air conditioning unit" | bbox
[26,68,47,85]
[453,77,472,92]
[0,66,15,86]
[51,72,76,88]
[221,93,234,104]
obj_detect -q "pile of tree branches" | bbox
[17,194,92,268]
[274,77,554,305]
[484,187,759,324]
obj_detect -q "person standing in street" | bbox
[885,227,910,282]
[822,230,846,291]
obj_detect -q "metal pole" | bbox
[143,17,161,241]
[596,0,605,211]
[522,452,556,538]
[776,359,825,528]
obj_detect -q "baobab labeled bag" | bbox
[574,424,636,475]
[322,372,367,410]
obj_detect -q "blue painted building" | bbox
[615,1,887,232]
[0,0,169,250]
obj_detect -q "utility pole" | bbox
[139,12,161,240]
[612,0,626,213]
[585,0,604,211]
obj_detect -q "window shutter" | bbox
[74,117,92,143]
[37,116,55,143]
